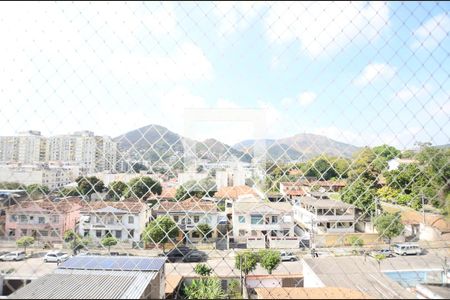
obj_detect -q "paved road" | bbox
[1,248,447,279]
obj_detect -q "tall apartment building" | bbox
[0,130,117,174]
[216,168,246,190]
[0,131,47,164]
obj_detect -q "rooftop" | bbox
[6,198,83,214]
[155,197,217,213]
[298,197,355,209]
[9,270,157,299]
[302,257,414,299]
[81,200,147,214]
[214,185,257,199]
[254,287,373,299]
[234,198,293,214]
[59,256,165,272]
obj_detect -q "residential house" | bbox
[214,185,258,215]
[232,195,297,248]
[253,287,372,299]
[153,198,221,244]
[293,196,356,234]
[280,180,346,198]
[280,182,307,199]
[78,200,150,242]
[5,197,83,242]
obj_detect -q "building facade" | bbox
[5,198,83,242]
[293,196,356,234]
[78,201,150,243]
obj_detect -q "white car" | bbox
[280,251,297,262]
[0,251,26,261]
[43,252,70,263]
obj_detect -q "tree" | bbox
[16,236,35,253]
[347,236,364,247]
[76,176,105,200]
[176,179,217,200]
[258,250,281,275]
[194,263,212,276]
[376,186,400,203]
[183,277,226,299]
[341,178,377,216]
[64,229,89,255]
[26,184,50,199]
[374,253,386,270]
[101,236,118,254]
[235,251,258,275]
[196,223,212,241]
[374,213,405,246]
[58,187,80,197]
[0,182,26,190]
[131,162,148,173]
[142,216,179,252]
[107,181,128,200]
[125,177,162,199]
[373,144,400,161]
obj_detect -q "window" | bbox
[19,215,27,223]
[40,230,48,237]
[271,216,278,224]
[38,217,45,224]
[251,230,258,236]
[128,216,134,224]
[128,229,135,239]
[51,230,59,237]
[8,229,15,237]
[173,215,179,222]
[21,229,28,236]
[30,216,34,221]
[83,231,89,237]
[194,216,200,223]
[115,230,122,239]
[50,215,59,223]
[250,214,263,225]
[238,216,245,223]
[192,231,200,238]
[96,230,102,238]
[239,230,246,236]
[10,215,17,222]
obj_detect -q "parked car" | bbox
[393,243,422,256]
[164,247,192,262]
[280,251,297,262]
[182,251,207,262]
[0,251,26,261]
[370,249,394,258]
[43,251,70,263]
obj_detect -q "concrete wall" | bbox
[247,237,265,249]
[302,261,325,288]
[314,233,380,247]
[269,237,300,249]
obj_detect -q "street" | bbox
[1,248,447,279]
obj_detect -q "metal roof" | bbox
[9,270,157,299]
[59,256,165,272]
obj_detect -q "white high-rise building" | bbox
[216,167,246,190]
[1,130,117,174]
[0,131,46,164]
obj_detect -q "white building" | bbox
[232,195,297,248]
[177,171,208,185]
[153,198,222,243]
[387,158,419,171]
[0,163,81,190]
[78,201,150,243]
[0,131,46,164]
[215,168,246,190]
[293,196,356,234]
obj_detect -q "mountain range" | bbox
[113,124,360,164]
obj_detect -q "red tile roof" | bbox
[155,198,217,213]
[214,186,257,199]
[80,200,147,213]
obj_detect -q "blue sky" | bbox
[0,1,448,149]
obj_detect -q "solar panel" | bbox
[59,256,165,271]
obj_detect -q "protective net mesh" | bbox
[0,2,449,299]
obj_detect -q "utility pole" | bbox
[421,194,426,225]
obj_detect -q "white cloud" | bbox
[266,2,389,57]
[354,63,396,86]
[393,84,433,102]
[281,98,293,109]
[412,13,450,51]
[298,92,317,106]
[110,42,213,82]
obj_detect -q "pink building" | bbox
[5,197,83,242]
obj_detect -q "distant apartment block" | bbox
[0,131,47,164]
[0,163,81,189]
[1,130,117,174]
[215,168,246,190]
[5,198,83,242]
[78,201,150,243]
